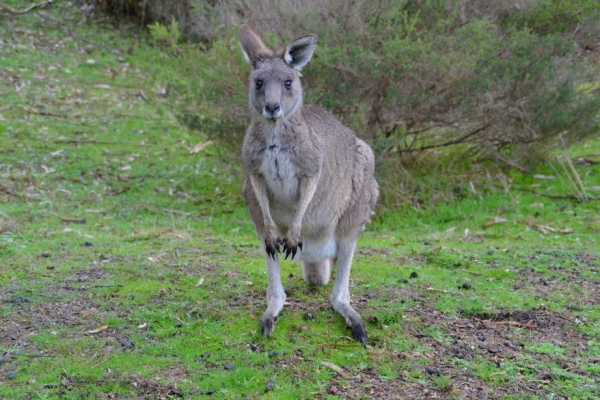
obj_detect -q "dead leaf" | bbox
[84,324,109,334]
[112,187,130,195]
[189,141,214,155]
[0,103,13,112]
[105,68,117,79]
[321,361,350,379]
[138,322,147,329]
[483,217,508,227]
[81,309,99,318]
[41,165,55,174]
[195,277,205,287]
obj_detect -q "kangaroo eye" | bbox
[284,80,292,89]
[255,80,263,90]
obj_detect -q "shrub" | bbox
[98,0,600,206]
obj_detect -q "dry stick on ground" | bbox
[0,0,53,14]
[0,185,22,198]
[561,135,589,202]
[61,284,124,291]
[491,184,598,201]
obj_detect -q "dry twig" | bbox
[0,0,53,14]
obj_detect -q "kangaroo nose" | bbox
[264,103,280,115]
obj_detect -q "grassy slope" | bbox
[1,3,599,399]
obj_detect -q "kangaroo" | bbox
[238,24,378,347]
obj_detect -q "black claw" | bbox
[291,248,297,260]
[351,323,368,348]
[298,241,303,251]
[284,247,291,260]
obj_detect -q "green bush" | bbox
[133,0,600,206]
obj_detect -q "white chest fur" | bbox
[259,140,299,203]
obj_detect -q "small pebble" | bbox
[0,357,6,364]
[477,334,486,341]
[400,299,406,304]
[398,278,409,284]
[487,250,494,255]
[248,343,258,352]
[268,351,279,358]
[303,310,317,320]
[410,272,418,279]
[425,367,441,376]
[121,340,135,349]
[175,321,183,328]
[423,241,432,246]
[7,371,17,380]
[265,382,274,392]
[224,363,235,371]
[461,282,472,290]
[83,241,93,247]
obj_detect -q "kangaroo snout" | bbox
[263,102,281,119]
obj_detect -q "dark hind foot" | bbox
[350,319,368,348]
[260,315,277,338]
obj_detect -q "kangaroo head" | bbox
[239,25,317,123]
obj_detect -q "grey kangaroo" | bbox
[238,24,378,347]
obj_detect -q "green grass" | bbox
[1,2,599,399]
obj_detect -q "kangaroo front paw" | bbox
[264,236,281,259]
[282,236,302,260]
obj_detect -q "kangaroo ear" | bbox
[284,35,317,69]
[239,24,272,69]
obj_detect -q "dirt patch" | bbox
[512,266,600,305]
[69,267,111,283]
[0,296,100,348]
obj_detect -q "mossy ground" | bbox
[1,2,599,399]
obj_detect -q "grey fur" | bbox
[238,24,378,347]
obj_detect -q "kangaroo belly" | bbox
[294,234,337,262]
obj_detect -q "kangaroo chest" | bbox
[259,140,300,203]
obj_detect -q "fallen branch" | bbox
[0,0,53,14]
[53,139,121,145]
[539,305,574,322]
[20,106,68,119]
[479,319,537,330]
[62,284,123,291]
